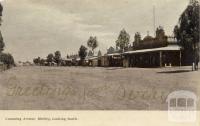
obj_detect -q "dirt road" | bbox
[0,66,199,110]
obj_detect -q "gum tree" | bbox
[116,29,130,51]
[174,0,199,69]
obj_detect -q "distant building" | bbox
[66,54,80,66]
[105,53,123,67]
[86,56,99,67]
[22,61,33,66]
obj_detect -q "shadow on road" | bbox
[157,70,192,74]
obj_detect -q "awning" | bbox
[87,57,98,60]
[107,53,121,56]
[65,59,72,61]
[123,45,182,54]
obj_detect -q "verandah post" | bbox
[159,51,162,67]
[179,50,182,66]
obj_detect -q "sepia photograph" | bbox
[0,0,199,114]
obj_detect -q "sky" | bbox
[0,0,189,62]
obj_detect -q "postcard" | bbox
[0,0,199,125]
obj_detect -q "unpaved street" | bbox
[0,66,199,110]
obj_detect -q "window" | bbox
[187,98,194,107]
[177,98,186,107]
[170,98,176,107]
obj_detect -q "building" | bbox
[100,27,182,68]
[86,56,99,67]
[122,27,182,68]
[105,53,123,67]
[99,55,109,67]
[123,44,182,67]
[98,53,123,67]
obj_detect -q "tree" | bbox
[116,29,130,51]
[0,30,4,53]
[107,46,115,54]
[54,51,61,66]
[67,55,70,59]
[0,3,14,69]
[78,45,87,62]
[0,3,3,52]
[33,57,41,65]
[87,36,98,54]
[33,58,38,65]
[46,53,54,65]
[40,58,46,66]
[174,0,199,66]
[133,32,141,49]
[88,50,93,57]
[134,32,141,43]
[0,3,2,15]
[0,53,15,68]
[98,50,102,57]
[174,0,199,48]
[0,3,3,25]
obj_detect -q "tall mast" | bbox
[153,5,156,37]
